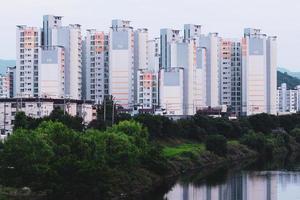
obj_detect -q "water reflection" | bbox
[164,171,300,200]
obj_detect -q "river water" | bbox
[147,157,300,200]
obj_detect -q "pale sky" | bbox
[1,0,300,71]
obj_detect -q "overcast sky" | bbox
[1,0,300,71]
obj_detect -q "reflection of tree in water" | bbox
[159,157,300,200]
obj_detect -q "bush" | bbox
[205,134,227,156]
[290,128,300,143]
[240,131,268,153]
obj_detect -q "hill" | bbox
[0,59,15,74]
[278,67,300,79]
[277,71,300,89]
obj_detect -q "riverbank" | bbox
[139,136,300,200]
[132,139,257,199]
[0,136,299,200]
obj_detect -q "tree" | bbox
[240,131,268,153]
[0,128,54,190]
[48,107,84,131]
[290,128,300,143]
[205,134,227,156]
[13,112,29,130]
[248,113,278,134]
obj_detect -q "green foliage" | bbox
[14,108,84,132]
[240,131,268,153]
[48,107,84,131]
[163,143,205,158]
[0,128,54,189]
[291,128,300,143]
[0,120,167,198]
[248,113,278,134]
[205,135,228,156]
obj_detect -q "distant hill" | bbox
[0,59,15,74]
[277,71,300,89]
[278,67,300,79]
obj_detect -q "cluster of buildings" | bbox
[0,15,279,137]
[277,83,300,114]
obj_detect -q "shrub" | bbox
[205,134,227,156]
[240,131,267,153]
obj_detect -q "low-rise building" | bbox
[0,98,96,139]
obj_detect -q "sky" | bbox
[1,0,300,71]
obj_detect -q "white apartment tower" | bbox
[159,25,207,115]
[160,68,184,115]
[134,29,149,104]
[0,73,10,98]
[199,33,220,107]
[83,30,109,103]
[267,36,278,115]
[160,29,181,69]
[16,25,41,98]
[147,38,160,72]
[242,28,277,116]
[184,24,207,112]
[38,46,65,98]
[42,15,82,100]
[109,19,134,108]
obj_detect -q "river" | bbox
[146,157,300,200]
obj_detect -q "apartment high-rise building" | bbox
[147,38,160,72]
[16,16,82,100]
[109,19,134,108]
[160,68,184,115]
[42,15,82,100]
[277,83,300,113]
[160,29,181,69]
[38,46,65,98]
[16,25,41,98]
[242,28,277,116]
[82,30,109,103]
[0,73,10,98]
[134,29,148,70]
[42,15,63,47]
[137,69,159,109]
[199,33,220,107]
[184,24,202,41]
[55,24,82,100]
[219,39,243,116]
[267,36,278,114]
[134,28,149,104]
[159,25,207,115]
[7,66,16,98]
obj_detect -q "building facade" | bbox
[241,28,277,116]
[277,83,300,114]
[0,98,95,139]
[83,30,109,103]
[109,19,135,108]
[16,26,41,98]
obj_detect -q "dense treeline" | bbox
[0,119,167,199]
[2,108,300,198]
